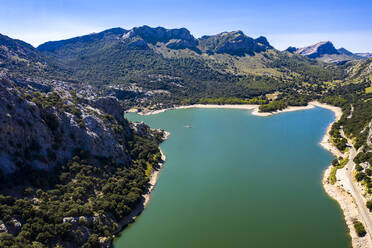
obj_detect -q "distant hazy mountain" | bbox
[356,53,372,58]
[286,41,365,63]
[296,41,339,58]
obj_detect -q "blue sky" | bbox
[1,0,371,52]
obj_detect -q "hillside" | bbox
[0,33,71,81]
[0,73,166,247]
[31,26,344,108]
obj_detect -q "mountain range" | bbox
[0,25,371,248]
[0,26,355,106]
[0,25,370,107]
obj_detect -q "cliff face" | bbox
[0,74,131,174]
[36,26,272,57]
[198,31,273,56]
[122,25,199,50]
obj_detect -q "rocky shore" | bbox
[317,103,372,248]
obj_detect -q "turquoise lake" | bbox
[116,107,350,248]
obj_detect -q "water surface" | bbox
[116,107,350,248]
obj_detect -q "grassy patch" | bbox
[366,85,372,93]
[266,91,279,100]
[340,156,349,167]
[329,156,348,185]
[329,166,338,185]
[144,162,153,179]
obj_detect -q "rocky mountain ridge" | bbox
[36,25,273,57]
[286,41,365,63]
[198,31,272,56]
[122,25,198,51]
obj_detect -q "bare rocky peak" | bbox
[198,30,273,56]
[122,25,198,50]
[292,41,367,62]
[295,41,339,58]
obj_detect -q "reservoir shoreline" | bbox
[124,102,367,247]
[317,104,372,248]
[113,131,170,237]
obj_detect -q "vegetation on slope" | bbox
[0,133,164,247]
[0,27,371,247]
[0,75,167,247]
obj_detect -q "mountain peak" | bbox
[122,25,198,50]
[255,36,272,48]
[291,41,367,63]
[198,30,273,56]
[285,46,297,53]
[295,41,338,58]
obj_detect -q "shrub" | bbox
[332,159,340,166]
[353,220,366,237]
[355,164,363,172]
[355,172,365,182]
[367,200,372,211]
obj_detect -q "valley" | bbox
[0,25,371,247]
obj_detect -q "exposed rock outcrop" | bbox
[0,74,131,174]
[198,31,272,56]
[122,25,198,50]
[291,41,365,63]
[285,46,297,53]
[296,41,339,58]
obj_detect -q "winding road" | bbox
[341,128,372,239]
